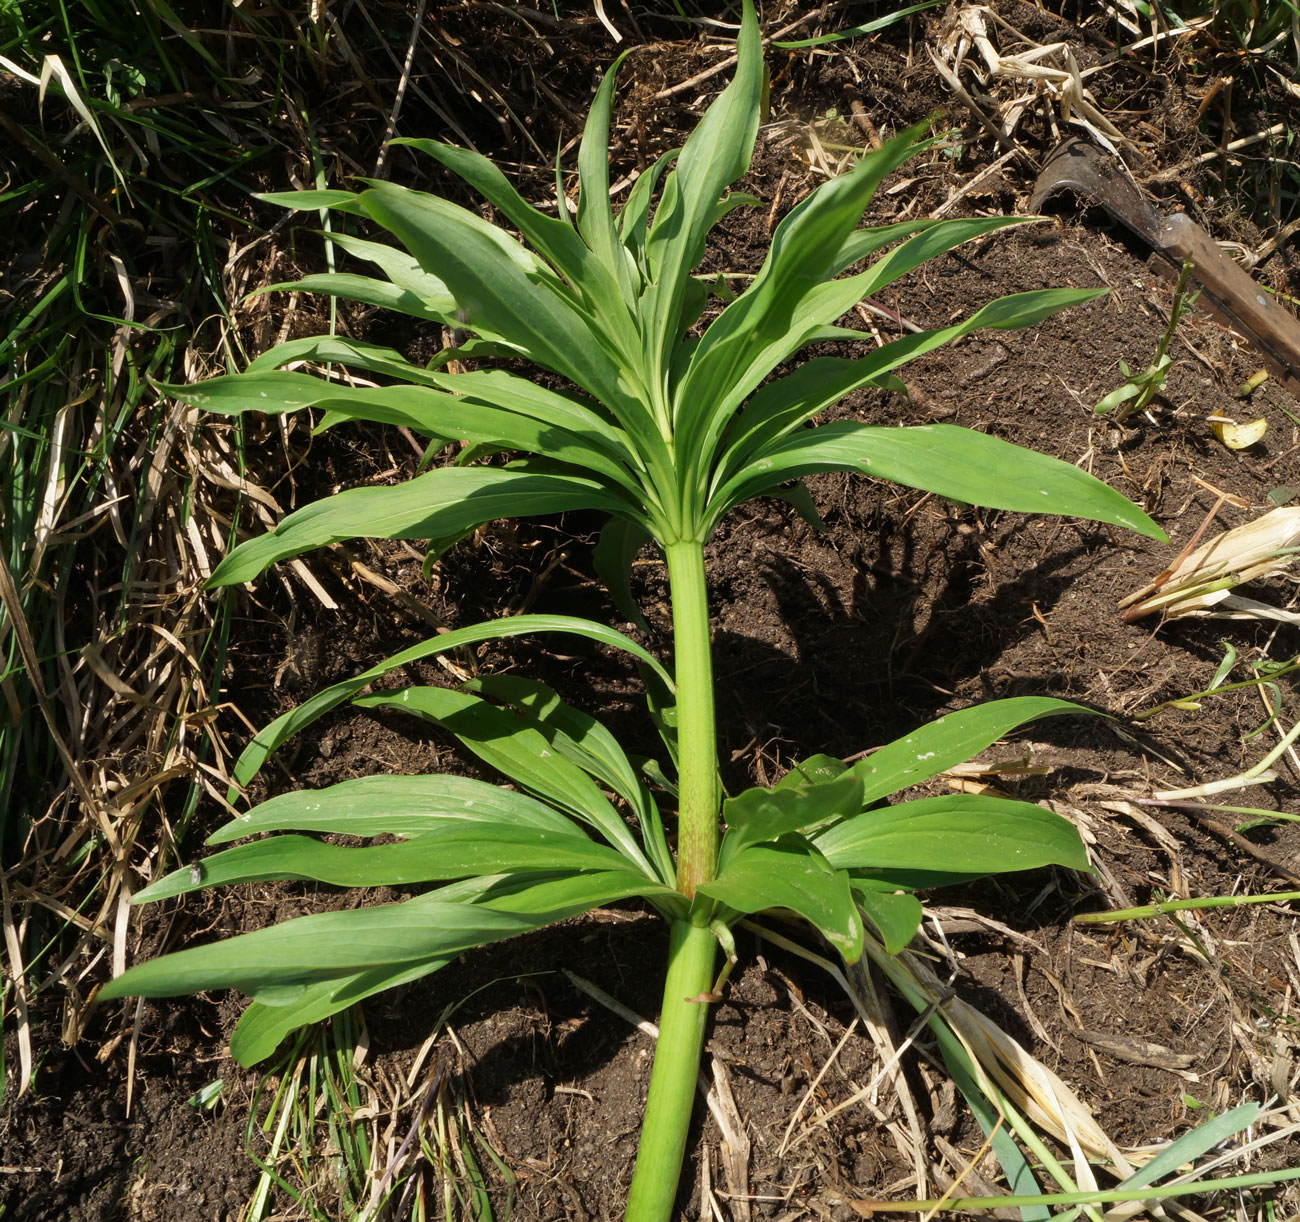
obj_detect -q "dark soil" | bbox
[6,2,1300,1220]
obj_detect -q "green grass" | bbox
[0,0,296,1100]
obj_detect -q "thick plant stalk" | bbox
[662,539,719,900]
[624,919,717,1221]
[625,539,721,1221]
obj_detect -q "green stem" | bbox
[624,919,716,1222]
[624,538,721,1221]
[662,539,718,900]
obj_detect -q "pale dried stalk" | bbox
[1121,507,1300,624]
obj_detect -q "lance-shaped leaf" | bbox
[230,355,648,487]
[574,54,639,303]
[254,272,450,324]
[699,838,863,960]
[689,226,1056,491]
[814,795,1089,875]
[208,465,634,587]
[675,125,928,465]
[328,229,459,309]
[257,188,368,215]
[851,697,1088,805]
[356,181,659,450]
[618,148,677,272]
[201,378,639,495]
[777,755,849,788]
[98,895,539,999]
[137,824,636,903]
[228,614,673,792]
[251,228,462,325]
[208,774,576,845]
[709,419,1166,541]
[592,516,652,630]
[828,216,944,277]
[357,685,653,873]
[107,867,674,1007]
[397,139,589,292]
[231,957,455,1067]
[243,335,440,383]
[851,884,924,954]
[396,136,639,337]
[229,868,685,1065]
[464,675,672,882]
[640,0,761,374]
[718,771,863,868]
[711,241,1067,484]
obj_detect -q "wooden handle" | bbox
[1160,213,1300,394]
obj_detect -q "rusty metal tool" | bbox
[1031,137,1300,397]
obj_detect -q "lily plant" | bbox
[102,6,1165,1219]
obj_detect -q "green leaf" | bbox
[852,697,1088,805]
[677,125,931,472]
[714,221,1057,478]
[356,181,658,452]
[692,219,1042,490]
[99,894,539,999]
[250,273,450,323]
[465,675,646,812]
[618,148,677,271]
[436,369,633,456]
[711,287,1110,500]
[850,885,924,954]
[252,228,462,324]
[257,188,367,214]
[829,217,942,277]
[776,755,849,788]
[848,867,989,891]
[640,0,761,376]
[297,383,640,494]
[712,419,1166,541]
[231,957,450,1066]
[699,839,863,960]
[228,866,688,1065]
[242,335,437,382]
[137,825,635,903]
[592,516,651,630]
[357,685,652,872]
[772,0,948,47]
[208,465,634,587]
[1115,1103,1261,1192]
[814,795,1089,875]
[182,373,536,462]
[720,771,863,865]
[462,674,674,883]
[761,480,825,530]
[469,865,683,922]
[397,139,587,289]
[108,867,673,1013]
[228,614,673,793]
[208,773,573,844]
[845,215,1031,308]
[575,54,638,302]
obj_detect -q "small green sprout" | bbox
[186,1078,224,1111]
[1095,258,1197,421]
